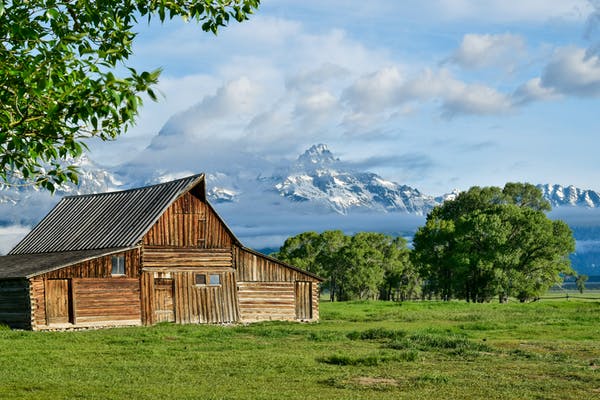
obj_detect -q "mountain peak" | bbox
[296,144,339,168]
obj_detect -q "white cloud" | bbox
[513,77,561,104]
[540,46,600,96]
[342,67,405,113]
[442,82,513,117]
[343,67,512,117]
[159,77,265,140]
[448,33,526,70]
[0,225,30,255]
[294,90,339,120]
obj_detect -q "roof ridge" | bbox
[8,173,206,254]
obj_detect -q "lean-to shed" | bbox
[0,174,321,330]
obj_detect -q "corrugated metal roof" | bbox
[0,247,135,279]
[9,174,205,254]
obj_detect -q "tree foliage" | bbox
[412,183,575,302]
[272,230,416,301]
[575,274,588,294]
[0,0,259,191]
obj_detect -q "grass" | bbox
[1,300,599,399]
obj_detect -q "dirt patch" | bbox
[353,377,399,387]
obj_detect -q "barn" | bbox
[0,174,321,330]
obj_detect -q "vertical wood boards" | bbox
[142,192,232,248]
[172,270,239,324]
[233,246,320,283]
[45,279,71,325]
[295,281,312,320]
[42,248,141,279]
[0,279,31,329]
[29,277,45,329]
[153,278,175,323]
[141,269,239,325]
[140,272,155,326]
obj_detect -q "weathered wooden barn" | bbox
[0,174,321,330]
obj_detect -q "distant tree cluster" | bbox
[272,231,418,301]
[273,183,577,303]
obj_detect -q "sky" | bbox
[88,0,600,196]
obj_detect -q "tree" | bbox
[273,230,413,301]
[575,274,588,294]
[412,183,575,303]
[0,0,259,191]
[272,230,349,301]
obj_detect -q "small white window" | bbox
[209,274,221,285]
[111,255,125,275]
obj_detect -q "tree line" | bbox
[273,183,578,303]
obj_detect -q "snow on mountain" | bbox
[537,184,600,208]
[273,144,438,214]
[0,155,121,226]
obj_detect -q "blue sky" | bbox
[89,0,600,195]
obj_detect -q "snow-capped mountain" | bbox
[273,144,438,214]
[537,184,600,208]
[0,155,121,226]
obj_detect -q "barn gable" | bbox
[10,174,205,255]
[0,174,321,330]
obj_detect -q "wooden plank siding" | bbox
[140,269,239,325]
[26,249,143,329]
[237,282,296,322]
[142,247,232,268]
[72,278,141,324]
[45,279,71,325]
[295,281,312,320]
[143,192,232,249]
[30,277,46,329]
[42,248,141,279]
[234,246,320,283]
[234,246,320,321]
[0,279,31,329]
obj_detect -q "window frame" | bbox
[195,273,207,285]
[111,255,125,276]
[208,274,221,286]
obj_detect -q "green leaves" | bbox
[273,230,415,301]
[0,0,260,191]
[412,183,575,303]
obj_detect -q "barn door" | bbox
[295,281,312,320]
[154,278,175,322]
[45,279,72,325]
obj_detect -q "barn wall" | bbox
[233,246,320,283]
[140,268,239,325]
[142,247,232,267]
[30,277,45,329]
[0,279,31,329]
[29,249,142,330]
[42,248,141,279]
[234,246,320,321]
[72,278,141,324]
[237,282,296,322]
[143,192,233,249]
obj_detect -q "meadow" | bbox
[0,299,598,400]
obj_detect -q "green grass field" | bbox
[1,299,599,399]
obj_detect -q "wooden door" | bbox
[45,279,71,325]
[154,278,175,322]
[295,281,312,320]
